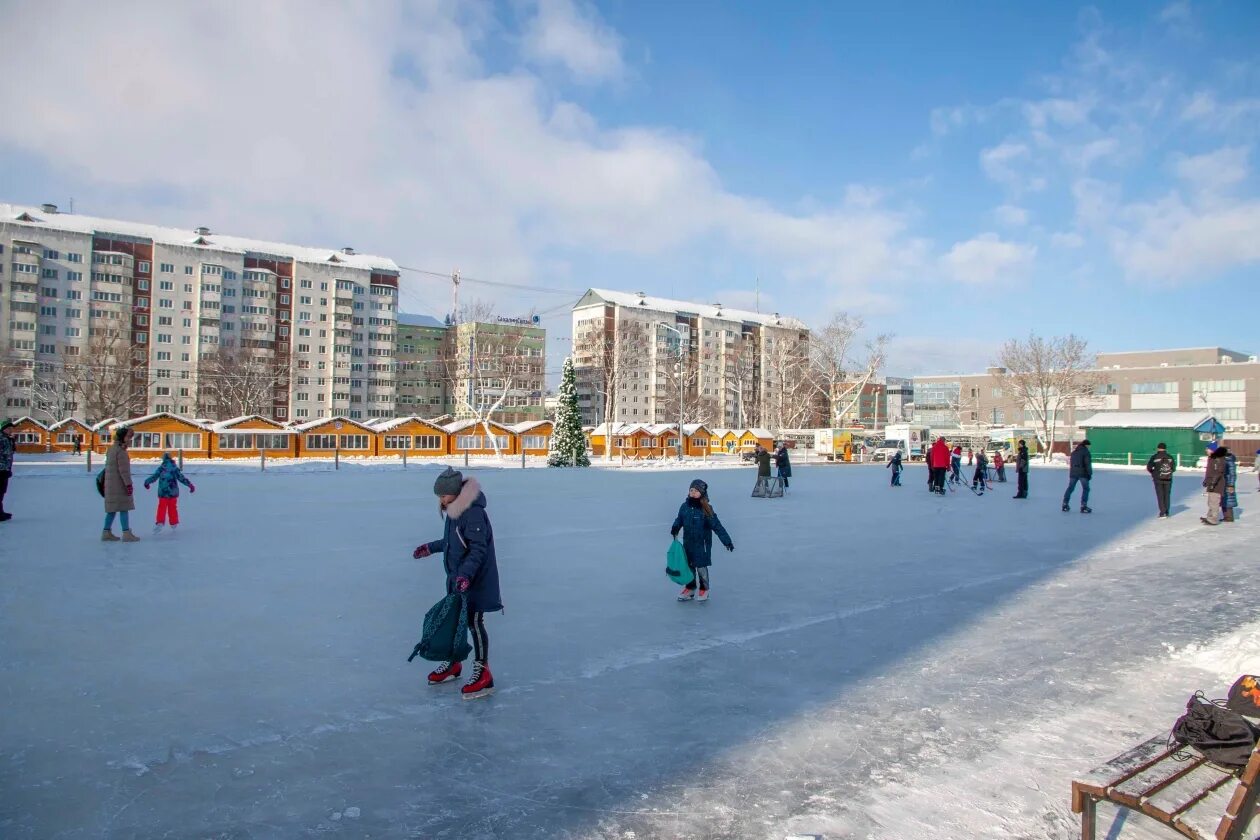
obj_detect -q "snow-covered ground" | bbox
[0,461,1255,838]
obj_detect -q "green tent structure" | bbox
[1079,411,1226,466]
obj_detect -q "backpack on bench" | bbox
[1170,691,1260,770]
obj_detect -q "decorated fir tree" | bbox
[548,356,590,467]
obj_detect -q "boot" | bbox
[677,586,695,602]
[427,660,462,685]
[153,523,165,535]
[121,530,141,542]
[101,530,120,542]
[1062,503,1070,512]
[696,588,709,602]
[461,662,494,700]
[1080,506,1092,514]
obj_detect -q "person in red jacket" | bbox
[928,437,950,495]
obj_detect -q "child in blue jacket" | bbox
[143,453,195,533]
[670,478,734,602]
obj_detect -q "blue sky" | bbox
[1,1,1257,376]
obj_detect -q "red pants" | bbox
[156,497,180,525]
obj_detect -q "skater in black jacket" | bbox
[1145,442,1175,518]
[887,450,903,486]
[1013,440,1030,499]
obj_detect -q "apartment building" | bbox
[449,319,547,425]
[0,202,399,422]
[571,288,810,429]
[395,313,453,419]
[911,347,1260,434]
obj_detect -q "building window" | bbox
[130,431,162,449]
[384,435,411,450]
[305,433,337,450]
[1131,382,1177,394]
[184,266,193,275]
[164,432,201,449]
[1191,379,1245,393]
[414,434,443,450]
[67,252,82,263]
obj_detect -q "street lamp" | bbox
[657,322,685,461]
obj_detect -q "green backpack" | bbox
[408,592,472,663]
[666,540,693,587]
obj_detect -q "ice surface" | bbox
[0,460,1255,838]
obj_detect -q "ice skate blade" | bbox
[462,687,495,700]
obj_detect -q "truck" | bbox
[813,428,858,462]
[881,424,931,461]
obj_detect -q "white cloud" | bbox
[980,142,1032,190]
[1159,1,1191,23]
[994,205,1029,227]
[1113,195,1260,281]
[1063,137,1121,171]
[1051,231,1085,249]
[0,0,924,318]
[1173,146,1250,195]
[883,336,1001,377]
[521,0,625,83]
[939,233,1036,284]
[1180,91,1260,128]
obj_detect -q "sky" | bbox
[1,0,1257,378]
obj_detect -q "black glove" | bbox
[726,543,735,552]
[670,529,679,538]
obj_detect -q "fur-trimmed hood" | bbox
[441,476,484,519]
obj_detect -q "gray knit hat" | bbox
[433,466,464,497]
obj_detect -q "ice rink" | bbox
[1,459,1256,838]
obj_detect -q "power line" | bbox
[397,265,584,297]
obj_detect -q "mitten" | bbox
[188,484,195,494]
[143,481,151,490]
[413,544,431,559]
[125,485,133,496]
[455,576,471,592]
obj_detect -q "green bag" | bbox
[666,540,693,587]
[408,592,472,663]
[95,469,106,498]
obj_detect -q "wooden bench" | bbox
[1072,732,1260,839]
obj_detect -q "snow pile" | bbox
[1165,623,1260,683]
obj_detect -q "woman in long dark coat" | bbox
[774,442,793,489]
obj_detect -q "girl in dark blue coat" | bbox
[669,478,734,602]
[413,467,501,699]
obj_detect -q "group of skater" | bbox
[904,436,1031,499]
[94,427,198,541]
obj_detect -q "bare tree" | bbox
[995,333,1101,460]
[30,361,77,424]
[64,331,147,421]
[807,313,891,427]
[0,352,34,416]
[657,346,714,425]
[197,346,290,420]
[725,334,761,428]
[572,318,650,459]
[443,308,544,456]
[763,332,815,431]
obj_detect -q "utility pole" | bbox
[658,322,685,461]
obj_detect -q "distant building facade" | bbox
[571,288,810,429]
[912,347,1260,435]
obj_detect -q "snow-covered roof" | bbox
[398,312,446,328]
[292,415,376,432]
[746,428,773,438]
[682,423,708,435]
[49,418,90,431]
[510,420,552,433]
[91,418,118,431]
[708,427,732,437]
[373,416,446,432]
[113,412,208,430]
[645,423,676,436]
[9,416,48,429]
[576,289,808,330]
[1,203,399,274]
[444,418,512,434]
[1079,411,1224,432]
[211,415,292,433]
